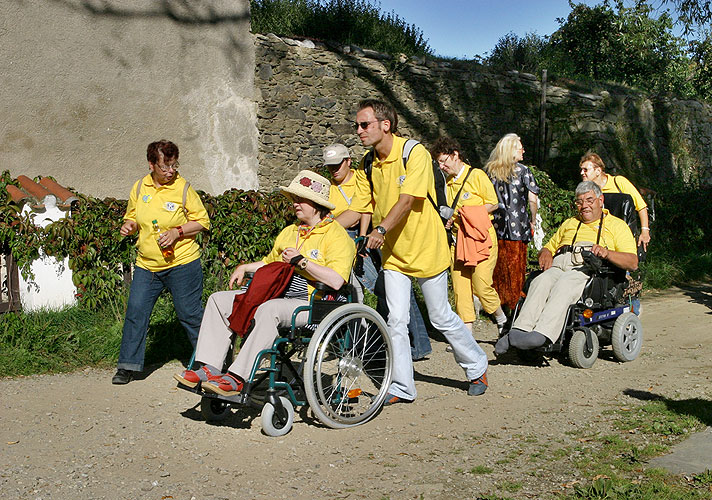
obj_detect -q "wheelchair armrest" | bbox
[311,280,342,295]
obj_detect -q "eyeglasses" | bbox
[353,119,381,131]
[157,161,180,172]
[574,196,597,207]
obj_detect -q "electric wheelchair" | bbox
[509,190,645,369]
[176,276,393,436]
[510,251,643,369]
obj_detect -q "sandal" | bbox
[203,372,244,396]
[173,364,221,388]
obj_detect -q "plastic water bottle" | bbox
[152,219,174,259]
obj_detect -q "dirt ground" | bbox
[1,284,711,500]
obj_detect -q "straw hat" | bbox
[280,170,335,210]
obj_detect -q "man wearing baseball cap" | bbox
[324,143,432,361]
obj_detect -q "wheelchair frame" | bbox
[177,280,393,436]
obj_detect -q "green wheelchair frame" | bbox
[178,279,393,437]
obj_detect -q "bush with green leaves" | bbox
[0,171,295,310]
[250,0,432,57]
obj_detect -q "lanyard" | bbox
[572,212,605,246]
[338,186,352,206]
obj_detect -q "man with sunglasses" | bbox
[324,143,432,361]
[337,99,489,404]
[495,181,638,355]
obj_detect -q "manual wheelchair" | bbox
[510,251,643,369]
[176,278,393,436]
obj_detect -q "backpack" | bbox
[362,139,449,224]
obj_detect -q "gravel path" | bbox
[1,285,710,499]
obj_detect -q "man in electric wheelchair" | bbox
[495,181,639,365]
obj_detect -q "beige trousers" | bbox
[511,253,589,342]
[194,290,309,380]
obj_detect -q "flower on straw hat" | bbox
[280,170,335,210]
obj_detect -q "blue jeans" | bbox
[349,230,432,360]
[118,258,204,371]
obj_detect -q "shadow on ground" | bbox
[624,388,712,427]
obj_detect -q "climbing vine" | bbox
[0,171,294,310]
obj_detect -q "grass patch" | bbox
[470,465,494,474]
[556,400,712,499]
[0,290,192,377]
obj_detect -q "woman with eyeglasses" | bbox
[112,140,210,385]
[484,133,540,318]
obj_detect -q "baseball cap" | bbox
[322,143,350,166]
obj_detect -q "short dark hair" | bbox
[430,136,462,159]
[358,99,398,134]
[147,140,179,165]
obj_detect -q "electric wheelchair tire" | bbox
[304,303,392,429]
[200,397,230,423]
[611,312,643,362]
[568,329,599,369]
[261,396,295,437]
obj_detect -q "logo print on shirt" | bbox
[164,202,177,212]
[309,249,320,260]
[462,192,471,200]
[142,195,152,203]
[398,175,406,186]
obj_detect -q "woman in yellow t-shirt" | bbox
[113,140,210,385]
[579,152,650,251]
[175,170,355,397]
[431,137,508,335]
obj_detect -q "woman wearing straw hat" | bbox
[174,170,355,396]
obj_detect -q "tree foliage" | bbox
[487,32,548,74]
[485,1,703,99]
[250,0,432,56]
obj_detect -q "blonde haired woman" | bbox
[485,133,540,314]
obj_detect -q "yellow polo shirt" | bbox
[602,175,647,211]
[446,164,498,234]
[125,174,210,272]
[544,210,637,255]
[263,220,355,297]
[350,135,450,278]
[328,169,357,218]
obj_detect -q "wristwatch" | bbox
[298,257,308,270]
[375,225,387,236]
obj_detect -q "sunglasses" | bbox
[353,119,381,131]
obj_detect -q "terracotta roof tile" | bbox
[4,175,80,211]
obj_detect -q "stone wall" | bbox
[254,33,712,191]
[1,0,257,198]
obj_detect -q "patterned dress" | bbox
[489,164,540,310]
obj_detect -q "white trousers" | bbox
[194,290,309,380]
[383,269,488,400]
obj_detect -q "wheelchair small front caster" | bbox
[261,396,294,437]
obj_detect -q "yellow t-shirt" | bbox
[350,135,450,278]
[328,169,357,218]
[263,220,356,297]
[602,175,647,211]
[125,174,210,272]
[446,164,498,234]
[544,210,637,256]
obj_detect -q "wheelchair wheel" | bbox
[200,396,230,423]
[261,396,294,437]
[304,303,392,429]
[611,312,643,362]
[568,329,599,369]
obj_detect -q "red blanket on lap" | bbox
[227,261,295,337]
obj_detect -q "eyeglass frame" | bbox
[155,160,180,172]
[353,119,382,131]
